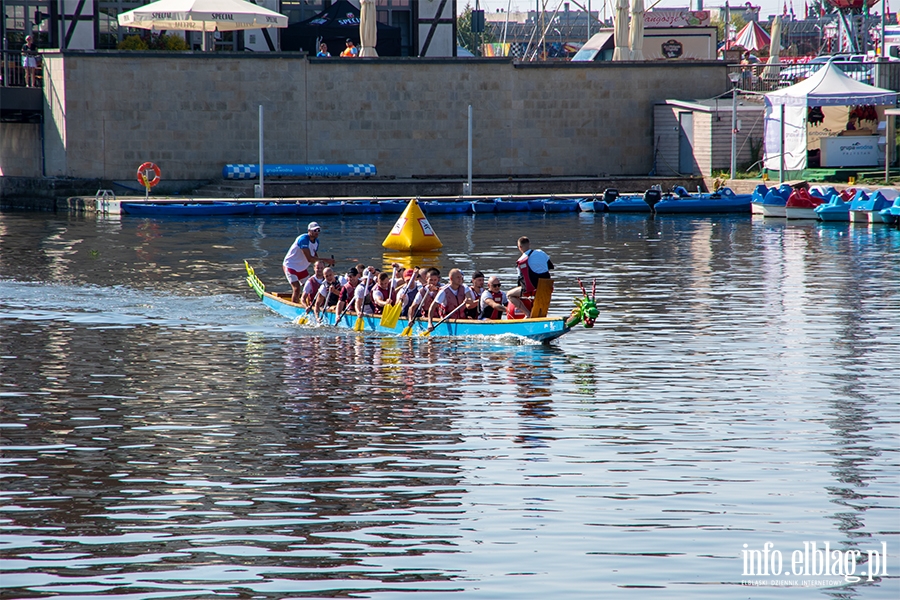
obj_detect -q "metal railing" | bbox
[727,60,900,94]
[1,50,43,88]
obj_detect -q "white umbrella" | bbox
[359,0,378,57]
[629,0,644,61]
[612,0,630,61]
[118,0,287,50]
[763,16,782,82]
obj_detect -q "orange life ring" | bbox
[137,162,161,187]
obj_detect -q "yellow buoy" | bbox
[382,198,443,251]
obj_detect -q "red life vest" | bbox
[339,282,356,304]
[417,287,437,316]
[373,284,393,314]
[517,250,537,295]
[437,285,467,318]
[506,297,533,320]
[307,277,323,297]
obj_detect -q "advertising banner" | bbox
[644,10,711,28]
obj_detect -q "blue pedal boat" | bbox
[757,185,793,218]
[879,197,900,224]
[121,202,257,216]
[527,199,546,211]
[814,193,851,222]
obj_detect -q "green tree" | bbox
[457,3,496,56]
[458,4,476,54]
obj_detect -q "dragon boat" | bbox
[244,261,577,342]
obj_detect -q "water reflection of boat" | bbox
[245,262,571,342]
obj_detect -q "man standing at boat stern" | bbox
[283,222,335,304]
[507,236,553,318]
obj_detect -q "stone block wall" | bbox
[38,51,728,181]
[0,123,42,177]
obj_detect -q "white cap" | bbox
[308,222,321,231]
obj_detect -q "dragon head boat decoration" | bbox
[566,279,599,329]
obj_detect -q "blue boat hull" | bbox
[121,202,256,216]
[495,200,531,212]
[815,201,851,222]
[543,199,581,212]
[606,197,651,212]
[295,203,343,215]
[421,202,472,214]
[470,200,498,213]
[578,200,607,212]
[654,195,751,214]
[378,201,408,214]
[340,201,382,214]
[253,202,300,215]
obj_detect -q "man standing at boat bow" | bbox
[283,222,335,304]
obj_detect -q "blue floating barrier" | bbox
[223,164,376,179]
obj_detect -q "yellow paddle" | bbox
[420,300,468,337]
[353,269,372,332]
[381,266,416,330]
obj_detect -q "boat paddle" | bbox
[420,298,468,337]
[353,269,372,332]
[381,265,416,330]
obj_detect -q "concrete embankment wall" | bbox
[4,51,728,186]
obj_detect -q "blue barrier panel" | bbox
[223,164,376,179]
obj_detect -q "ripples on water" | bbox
[0,210,898,598]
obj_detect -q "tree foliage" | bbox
[457,4,476,54]
[117,33,189,51]
[457,3,496,55]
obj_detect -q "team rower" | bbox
[479,276,508,320]
[426,268,478,332]
[299,261,326,308]
[313,267,342,319]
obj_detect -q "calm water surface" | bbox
[1,209,898,599]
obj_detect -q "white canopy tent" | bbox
[764,61,897,181]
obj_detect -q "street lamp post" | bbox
[729,71,741,181]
